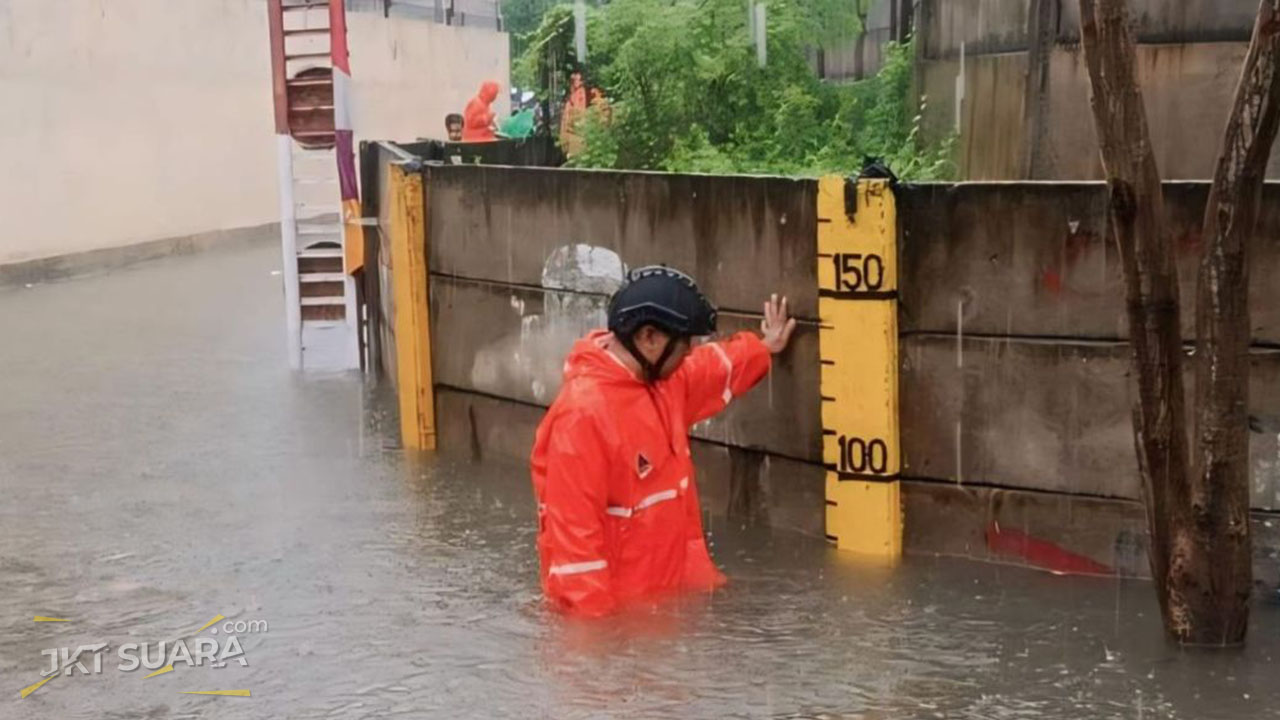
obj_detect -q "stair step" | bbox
[299,272,347,282]
[283,0,330,10]
[301,304,345,321]
[297,227,340,236]
[284,28,331,36]
[286,52,332,61]
[298,255,343,274]
[290,104,335,112]
[301,280,346,298]
[301,296,346,305]
[297,228,341,240]
[298,247,343,258]
[287,77,334,88]
[298,236,342,249]
[296,218,340,227]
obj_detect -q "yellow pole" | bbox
[817,176,902,561]
[389,163,436,450]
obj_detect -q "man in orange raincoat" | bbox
[461,81,500,142]
[531,266,797,616]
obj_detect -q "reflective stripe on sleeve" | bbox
[605,488,680,518]
[710,343,733,405]
[548,559,608,576]
[636,488,678,510]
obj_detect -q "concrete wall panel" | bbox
[919,36,1280,180]
[904,480,1280,584]
[1056,0,1258,44]
[1041,44,1277,181]
[901,335,1280,508]
[903,481,1149,576]
[426,165,819,318]
[920,0,1258,60]
[921,0,1030,59]
[436,387,827,538]
[918,54,1028,180]
[430,276,823,462]
[898,182,1280,343]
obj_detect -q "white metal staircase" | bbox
[269,0,360,371]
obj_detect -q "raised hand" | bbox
[760,293,797,354]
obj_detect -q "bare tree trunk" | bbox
[1077,0,1189,634]
[1183,0,1280,646]
[1080,0,1280,645]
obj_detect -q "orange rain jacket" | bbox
[531,330,772,616]
[461,81,499,142]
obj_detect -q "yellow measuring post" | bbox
[816,176,901,561]
[389,162,437,451]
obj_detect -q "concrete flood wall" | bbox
[366,155,1280,581]
[898,182,1280,578]
[425,165,827,537]
[899,183,1280,503]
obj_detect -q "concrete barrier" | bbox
[361,153,1280,583]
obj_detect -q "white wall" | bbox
[0,0,508,265]
[348,14,509,146]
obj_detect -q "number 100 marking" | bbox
[836,435,889,475]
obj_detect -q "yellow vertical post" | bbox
[389,163,437,450]
[817,176,901,561]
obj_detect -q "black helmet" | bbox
[607,265,716,382]
[608,265,717,338]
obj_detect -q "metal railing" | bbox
[350,0,503,30]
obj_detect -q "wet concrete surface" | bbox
[2,241,1280,719]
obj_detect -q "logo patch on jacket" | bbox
[636,452,653,479]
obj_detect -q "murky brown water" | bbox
[2,242,1279,719]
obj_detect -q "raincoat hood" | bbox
[561,330,642,386]
[479,81,500,103]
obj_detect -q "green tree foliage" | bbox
[515,0,954,179]
[504,0,561,61]
[513,4,579,96]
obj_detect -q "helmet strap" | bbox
[617,329,682,383]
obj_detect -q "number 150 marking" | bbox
[831,253,885,292]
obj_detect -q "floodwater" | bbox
[2,241,1279,719]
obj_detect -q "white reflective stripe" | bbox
[548,559,608,576]
[604,488,681,520]
[679,476,689,491]
[636,488,678,510]
[709,342,734,405]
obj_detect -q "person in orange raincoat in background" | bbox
[531,266,798,616]
[558,71,588,157]
[461,81,500,142]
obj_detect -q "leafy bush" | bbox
[517,0,955,180]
